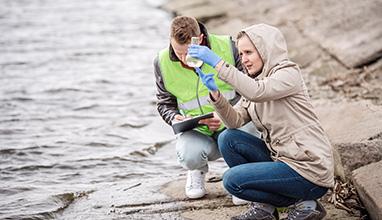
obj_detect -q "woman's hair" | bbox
[236,31,247,41]
[170,16,201,44]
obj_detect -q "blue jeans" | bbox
[218,129,328,207]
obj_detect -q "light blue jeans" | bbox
[176,130,221,173]
[176,123,258,173]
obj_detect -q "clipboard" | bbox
[171,112,214,134]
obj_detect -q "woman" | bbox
[188,24,334,220]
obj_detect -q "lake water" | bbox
[0,0,178,219]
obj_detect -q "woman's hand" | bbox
[188,45,222,67]
[199,112,221,131]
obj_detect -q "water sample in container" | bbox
[186,37,203,68]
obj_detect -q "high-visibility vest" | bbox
[159,34,235,136]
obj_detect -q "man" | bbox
[153,16,243,199]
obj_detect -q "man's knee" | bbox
[175,130,217,170]
[177,148,207,170]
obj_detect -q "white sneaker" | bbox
[232,195,250,205]
[185,170,206,199]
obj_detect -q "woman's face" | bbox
[238,34,264,76]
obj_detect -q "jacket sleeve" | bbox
[210,93,251,129]
[154,56,180,125]
[218,63,302,102]
[207,38,249,128]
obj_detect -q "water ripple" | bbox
[0,0,172,218]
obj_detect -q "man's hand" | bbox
[195,67,218,92]
[199,112,221,131]
[188,45,222,67]
[172,114,186,124]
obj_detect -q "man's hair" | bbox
[170,16,201,44]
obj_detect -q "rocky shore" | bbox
[112,0,382,219]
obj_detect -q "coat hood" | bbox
[242,24,292,78]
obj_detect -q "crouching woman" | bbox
[188,24,334,220]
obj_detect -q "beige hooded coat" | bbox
[211,24,334,188]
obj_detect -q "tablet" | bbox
[171,112,214,134]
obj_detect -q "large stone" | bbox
[228,0,382,69]
[313,100,382,144]
[161,0,208,12]
[175,5,227,23]
[164,0,382,69]
[335,140,382,176]
[161,0,234,23]
[352,161,382,220]
[297,0,382,68]
[209,18,250,39]
[279,24,324,69]
[313,100,382,178]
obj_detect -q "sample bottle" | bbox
[186,37,203,68]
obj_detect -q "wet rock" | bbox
[352,161,382,220]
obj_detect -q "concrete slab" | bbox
[297,0,382,68]
[161,0,208,12]
[353,161,382,220]
[313,100,382,144]
[209,18,250,39]
[313,100,382,177]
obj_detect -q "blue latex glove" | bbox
[188,45,222,67]
[195,67,218,91]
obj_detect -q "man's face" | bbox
[170,35,202,65]
[238,34,264,76]
[171,38,189,64]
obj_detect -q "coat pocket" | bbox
[274,136,311,161]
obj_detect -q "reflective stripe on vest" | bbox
[178,90,236,110]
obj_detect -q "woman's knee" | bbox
[222,167,242,194]
[218,129,239,152]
